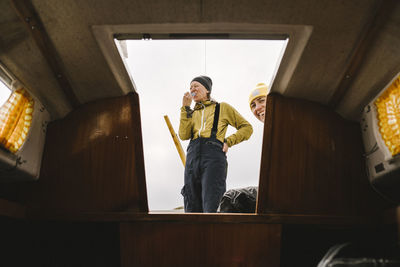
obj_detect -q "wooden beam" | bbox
[329,0,398,108]
[11,0,80,109]
[26,211,381,226]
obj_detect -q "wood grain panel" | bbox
[22,93,148,212]
[257,93,386,216]
[120,222,281,267]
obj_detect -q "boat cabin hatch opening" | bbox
[115,37,288,212]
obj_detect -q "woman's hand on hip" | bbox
[223,143,229,153]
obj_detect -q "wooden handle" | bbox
[164,115,186,166]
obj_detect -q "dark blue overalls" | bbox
[181,103,228,212]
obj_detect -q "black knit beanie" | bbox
[191,76,212,93]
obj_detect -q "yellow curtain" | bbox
[0,88,34,153]
[375,75,400,157]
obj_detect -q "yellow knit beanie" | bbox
[249,83,268,109]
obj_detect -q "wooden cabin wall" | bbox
[257,93,387,216]
[0,93,148,213]
[120,222,282,267]
[0,93,396,267]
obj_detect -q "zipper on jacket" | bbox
[198,102,206,137]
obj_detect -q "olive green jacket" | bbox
[179,100,253,147]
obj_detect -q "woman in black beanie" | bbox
[179,75,253,212]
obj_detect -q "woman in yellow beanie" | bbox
[249,83,268,123]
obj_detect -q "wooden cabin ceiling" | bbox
[0,0,399,121]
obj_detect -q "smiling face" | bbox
[250,96,266,122]
[190,81,209,102]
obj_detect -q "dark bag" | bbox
[217,186,257,213]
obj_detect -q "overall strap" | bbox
[210,102,220,139]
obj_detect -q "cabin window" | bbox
[375,74,400,157]
[116,36,288,211]
[0,66,34,153]
[0,73,12,107]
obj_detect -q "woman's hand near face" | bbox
[182,92,192,107]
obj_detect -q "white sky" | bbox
[0,80,11,106]
[123,39,287,211]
